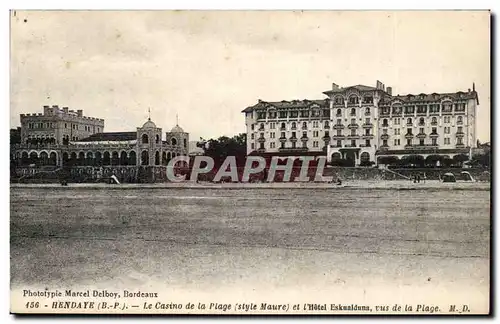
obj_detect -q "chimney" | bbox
[386,87,392,95]
[63,107,69,113]
[332,83,339,90]
[77,109,83,117]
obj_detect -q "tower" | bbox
[136,117,163,166]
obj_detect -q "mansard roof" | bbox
[323,84,379,95]
[76,132,137,142]
[379,91,479,105]
[242,99,329,113]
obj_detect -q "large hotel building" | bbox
[242,81,479,165]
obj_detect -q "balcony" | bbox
[404,144,413,149]
[301,126,308,130]
[346,134,360,140]
[406,122,413,126]
[344,144,357,148]
[336,113,342,117]
[278,147,309,153]
[416,133,426,139]
[333,124,345,130]
[362,134,374,140]
[348,123,359,129]
[364,111,371,116]
[280,127,286,131]
[289,136,298,142]
[380,134,389,140]
[404,133,414,139]
[381,124,389,128]
[257,137,266,143]
[300,136,309,141]
[324,125,330,129]
[332,135,345,140]
[456,132,465,137]
[322,136,331,142]
[431,121,438,125]
[456,143,465,148]
[330,144,343,148]
[290,126,297,130]
[379,146,389,152]
[429,132,439,138]
[279,136,287,141]
[362,123,373,128]
[257,148,266,153]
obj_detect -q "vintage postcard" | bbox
[9,10,490,315]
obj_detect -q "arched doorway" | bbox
[95,152,102,166]
[142,134,149,144]
[141,150,149,166]
[62,152,69,166]
[344,151,356,167]
[120,151,128,165]
[39,151,49,165]
[128,151,136,166]
[360,152,370,162]
[103,151,111,165]
[111,151,119,165]
[162,152,167,165]
[86,152,94,166]
[155,151,160,165]
[49,152,57,165]
[29,152,39,165]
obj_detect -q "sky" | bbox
[10,10,491,142]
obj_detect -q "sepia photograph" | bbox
[9,10,491,315]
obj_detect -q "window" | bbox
[279,111,287,118]
[337,140,342,147]
[365,129,370,135]
[313,121,319,128]
[444,116,450,123]
[302,131,307,138]
[270,122,275,129]
[350,108,356,115]
[457,116,463,124]
[251,124,254,131]
[270,142,275,149]
[419,139,425,145]
[407,139,412,146]
[270,132,275,139]
[336,119,342,125]
[141,134,149,144]
[350,118,356,125]
[365,139,371,146]
[324,131,330,137]
[365,118,370,124]
[290,111,298,118]
[444,138,450,145]
[281,132,285,138]
[383,129,388,134]
[405,106,415,114]
[444,127,450,134]
[407,128,412,135]
[300,111,309,118]
[259,123,265,130]
[457,138,463,145]
[349,96,359,105]
[251,143,255,149]
[291,122,296,129]
[313,141,318,148]
[442,102,452,112]
[291,131,296,139]
[431,117,437,125]
[419,128,424,134]
[280,142,285,149]
[313,131,319,137]
[432,127,437,134]
[336,108,342,116]
[383,140,388,146]
[260,132,264,139]
[382,119,388,127]
[336,130,342,136]
[394,118,400,125]
[457,126,463,133]
[302,122,307,129]
[259,143,265,149]
[351,140,356,147]
[407,118,412,125]
[251,134,254,140]
[269,111,277,119]
[432,138,437,145]
[455,103,466,112]
[394,128,400,135]
[324,121,330,128]
[257,112,266,119]
[281,122,286,130]
[419,117,425,125]
[363,97,373,104]
[351,129,356,136]
[335,97,344,105]
[365,107,371,114]
[394,139,398,146]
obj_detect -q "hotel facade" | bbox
[242,81,479,166]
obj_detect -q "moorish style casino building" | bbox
[12,105,189,167]
[242,80,479,165]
